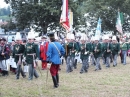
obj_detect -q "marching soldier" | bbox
[40,35,48,70]
[90,36,95,66]
[74,34,81,69]
[24,31,39,80]
[66,33,79,73]
[79,33,91,73]
[111,36,120,67]
[120,38,128,65]
[93,36,102,71]
[101,37,106,65]
[13,32,26,79]
[102,35,112,68]
[47,32,65,88]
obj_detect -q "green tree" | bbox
[81,0,130,34]
[1,19,16,33]
[0,7,11,16]
[4,0,85,35]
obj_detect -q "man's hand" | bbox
[1,53,5,56]
[107,50,111,53]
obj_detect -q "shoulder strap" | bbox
[52,42,61,56]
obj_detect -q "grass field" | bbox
[0,57,130,97]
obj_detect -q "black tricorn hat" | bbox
[47,32,54,38]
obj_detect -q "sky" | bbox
[0,0,10,8]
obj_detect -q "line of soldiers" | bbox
[0,30,130,87]
[64,33,129,74]
[0,31,40,80]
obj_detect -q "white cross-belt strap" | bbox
[52,42,61,56]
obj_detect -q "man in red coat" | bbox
[40,35,49,70]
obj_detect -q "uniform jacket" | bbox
[47,41,65,65]
[112,43,120,55]
[93,43,102,58]
[40,41,49,61]
[80,43,91,60]
[103,42,112,57]
[0,43,10,61]
[24,43,39,64]
[13,44,25,63]
[66,42,79,57]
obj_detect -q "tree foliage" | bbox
[1,20,16,33]
[82,0,130,34]
[4,0,84,35]
[4,0,130,35]
[0,7,11,16]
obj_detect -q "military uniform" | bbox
[93,42,102,70]
[120,39,128,65]
[24,42,39,80]
[90,42,95,66]
[13,43,26,79]
[66,42,79,72]
[0,38,10,76]
[40,36,48,70]
[102,42,112,68]
[80,43,91,73]
[47,32,65,88]
[112,43,120,66]
[24,31,39,80]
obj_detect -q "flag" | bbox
[68,9,73,32]
[95,17,102,36]
[60,0,70,31]
[116,12,123,34]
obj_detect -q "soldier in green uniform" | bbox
[13,32,26,79]
[120,38,128,65]
[111,36,120,67]
[24,32,39,80]
[93,36,102,71]
[102,35,112,68]
[66,33,79,73]
[79,33,91,73]
[101,37,105,65]
[89,36,95,66]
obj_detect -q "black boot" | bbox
[5,71,9,76]
[52,76,58,88]
[74,59,77,69]
[62,59,64,65]
[56,74,59,86]
[2,71,5,76]
[16,65,20,79]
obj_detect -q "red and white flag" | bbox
[60,0,70,31]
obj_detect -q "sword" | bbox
[33,54,43,77]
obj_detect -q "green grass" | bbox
[1,57,130,97]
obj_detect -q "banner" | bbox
[116,12,123,34]
[95,18,101,36]
[60,0,70,31]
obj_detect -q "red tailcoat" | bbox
[40,42,49,61]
